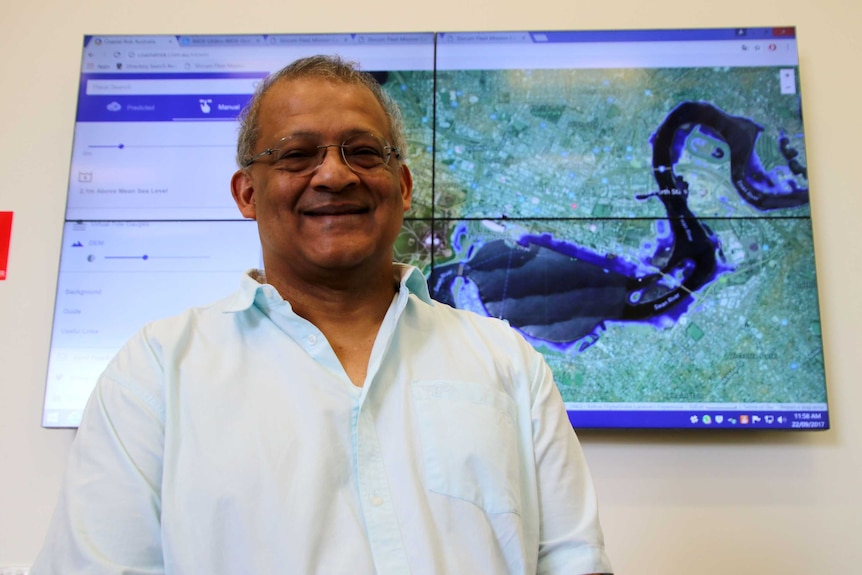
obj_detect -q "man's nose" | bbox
[311,145,359,185]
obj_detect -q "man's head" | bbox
[230,55,413,286]
[236,55,408,169]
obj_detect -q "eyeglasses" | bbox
[242,132,400,175]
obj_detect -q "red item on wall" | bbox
[0,211,13,281]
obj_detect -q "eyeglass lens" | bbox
[258,133,393,175]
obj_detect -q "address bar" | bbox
[86,78,261,96]
[437,40,798,70]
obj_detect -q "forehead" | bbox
[256,77,391,142]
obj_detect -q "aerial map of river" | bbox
[385,66,825,407]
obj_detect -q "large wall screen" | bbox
[45,28,828,430]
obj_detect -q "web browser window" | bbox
[45,33,436,427]
[46,29,828,430]
[428,28,824,429]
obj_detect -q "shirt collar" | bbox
[397,263,433,304]
[222,264,432,314]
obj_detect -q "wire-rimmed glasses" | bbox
[242,132,400,175]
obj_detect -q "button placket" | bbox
[355,405,411,574]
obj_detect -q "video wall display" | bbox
[45,28,828,430]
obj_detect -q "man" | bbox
[33,55,613,575]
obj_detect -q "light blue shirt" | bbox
[33,265,612,575]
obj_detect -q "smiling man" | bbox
[230,69,414,386]
[32,56,613,575]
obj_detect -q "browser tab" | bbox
[178,35,267,46]
[438,31,532,43]
[354,33,435,45]
[266,34,353,45]
[772,27,796,37]
[87,35,181,48]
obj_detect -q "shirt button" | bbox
[370,495,384,507]
[306,334,318,345]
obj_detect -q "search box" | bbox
[86,78,261,96]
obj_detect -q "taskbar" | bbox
[567,405,830,430]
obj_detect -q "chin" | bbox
[308,247,383,271]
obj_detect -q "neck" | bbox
[265,262,398,322]
[262,263,400,388]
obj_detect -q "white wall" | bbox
[2,1,860,573]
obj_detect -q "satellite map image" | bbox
[386,66,824,407]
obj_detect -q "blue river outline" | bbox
[428,101,810,352]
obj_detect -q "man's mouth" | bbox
[302,204,369,217]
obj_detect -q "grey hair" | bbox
[235,54,407,168]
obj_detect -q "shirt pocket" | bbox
[411,380,522,515]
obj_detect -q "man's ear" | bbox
[399,164,413,212]
[231,169,257,220]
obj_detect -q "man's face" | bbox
[231,78,412,279]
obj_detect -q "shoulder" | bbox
[141,288,248,344]
[397,263,526,347]
[403,295,548,393]
[107,289,246,377]
[94,288,251,418]
[410,295,530,347]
